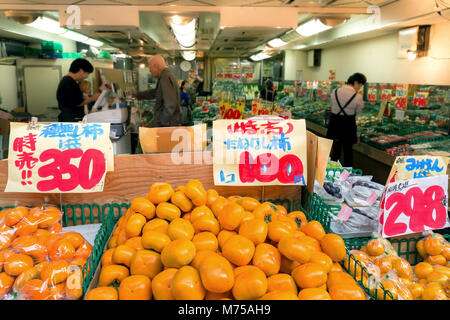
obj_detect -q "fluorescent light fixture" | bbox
[296,19,332,37]
[181,51,196,61]
[170,18,196,48]
[139,63,145,68]
[407,50,417,61]
[171,15,183,25]
[84,38,104,47]
[268,38,287,48]
[61,30,89,42]
[26,16,66,34]
[250,52,271,61]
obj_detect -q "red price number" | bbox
[239,151,305,184]
[383,185,447,236]
[224,108,242,119]
[37,148,106,192]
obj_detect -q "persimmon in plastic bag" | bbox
[0,205,92,300]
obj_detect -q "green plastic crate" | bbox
[325,168,363,181]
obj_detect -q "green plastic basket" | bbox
[297,188,332,233]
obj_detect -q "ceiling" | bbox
[0,0,399,7]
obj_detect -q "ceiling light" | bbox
[268,38,287,48]
[250,52,271,61]
[84,38,104,47]
[139,63,145,68]
[170,18,196,48]
[296,19,332,37]
[407,50,417,61]
[181,51,196,61]
[61,30,89,42]
[171,15,183,25]
[26,16,66,34]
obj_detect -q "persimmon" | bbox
[130,197,156,219]
[260,290,298,300]
[47,282,65,300]
[112,244,136,268]
[85,286,118,300]
[151,268,177,300]
[130,249,162,279]
[309,251,333,273]
[422,282,447,300]
[267,220,295,243]
[190,206,215,222]
[184,179,207,207]
[101,248,115,267]
[141,231,171,252]
[424,237,443,256]
[426,255,447,266]
[366,239,385,257]
[301,221,325,241]
[98,264,129,287]
[414,262,434,279]
[0,225,15,250]
[49,239,75,261]
[14,215,39,237]
[147,183,174,205]
[232,267,267,300]
[20,279,49,300]
[328,282,365,300]
[61,232,85,249]
[298,288,331,300]
[40,261,70,285]
[118,275,152,300]
[217,230,236,250]
[156,202,181,221]
[4,206,28,227]
[278,236,311,264]
[167,218,195,241]
[191,249,216,270]
[218,202,245,231]
[199,253,234,293]
[238,197,260,212]
[211,197,228,218]
[124,237,144,250]
[171,266,206,300]
[125,213,147,238]
[291,263,327,289]
[192,232,218,252]
[161,239,196,268]
[267,273,297,295]
[0,272,14,299]
[238,219,268,245]
[192,215,220,236]
[320,233,347,262]
[222,235,255,266]
[4,253,34,277]
[252,243,281,276]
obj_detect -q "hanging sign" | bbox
[213,119,308,186]
[379,175,449,238]
[5,122,113,193]
[367,87,377,103]
[386,155,448,183]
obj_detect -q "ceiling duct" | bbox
[280,29,301,42]
[4,11,43,24]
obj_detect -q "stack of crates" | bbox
[40,41,63,59]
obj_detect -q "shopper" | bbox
[260,79,276,102]
[56,58,100,122]
[79,80,95,115]
[188,79,201,107]
[180,80,191,125]
[326,72,367,167]
[131,55,181,127]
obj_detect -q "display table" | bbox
[305,120,396,184]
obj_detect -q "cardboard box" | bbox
[139,123,207,153]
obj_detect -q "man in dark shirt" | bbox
[56,58,100,122]
[260,79,276,102]
[132,55,181,127]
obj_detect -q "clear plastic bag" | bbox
[0,204,92,300]
[314,180,344,205]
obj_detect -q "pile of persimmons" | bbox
[0,205,92,300]
[86,179,368,300]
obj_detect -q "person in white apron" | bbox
[326,73,366,167]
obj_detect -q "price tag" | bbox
[201,102,210,112]
[395,85,408,110]
[5,122,113,193]
[337,204,353,221]
[380,175,449,238]
[366,191,379,206]
[381,89,392,102]
[340,170,351,181]
[413,92,429,107]
[223,100,245,119]
[213,119,307,186]
[368,87,377,103]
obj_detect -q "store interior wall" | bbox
[285,21,450,85]
[0,65,18,111]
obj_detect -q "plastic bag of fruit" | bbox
[85,180,369,300]
[314,180,344,205]
[342,176,384,208]
[330,206,378,237]
[0,204,92,300]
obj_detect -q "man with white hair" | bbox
[132,55,181,127]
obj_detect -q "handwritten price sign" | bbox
[5,122,113,193]
[413,91,429,108]
[380,89,392,102]
[272,104,292,120]
[379,175,449,238]
[213,119,307,186]
[395,84,408,110]
[251,99,272,116]
[223,99,245,119]
[367,87,377,103]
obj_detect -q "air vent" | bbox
[93,31,128,39]
[281,30,301,43]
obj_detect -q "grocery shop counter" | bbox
[305,120,395,184]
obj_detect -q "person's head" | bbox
[265,79,273,90]
[148,55,167,78]
[346,73,367,92]
[69,58,94,81]
[193,79,200,88]
[79,80,92,95]
[181,80,189,91]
